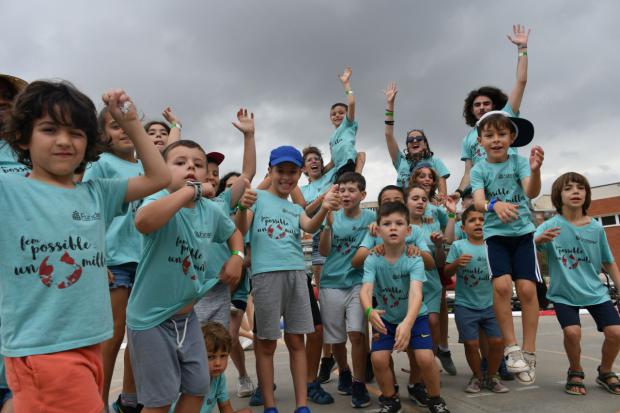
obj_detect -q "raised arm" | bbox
[103,90,171,203]
[300,185,340,233]
[354,151,366,174]
[443,197,457,244]
[522,146,544,199]
[339,66,355,122]
[228,108,257,207]
[162,106,182,146]
[384,82,400,165]
[318,211,334,257]
[506,24,530,113]
[451,159,473,201]
[234,186,257,235]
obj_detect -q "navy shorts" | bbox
[109,262,138,289]
[485,233,541,282]
[371,315,433,352]
[0,388,12,408]
[554,301,620,332]
[454,305,501,342]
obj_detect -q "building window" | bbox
[600,215,619,227]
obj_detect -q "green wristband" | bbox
[385,110,394,116]
[448,212,456,219]
[236,201,247,211]
[365,306,374,319]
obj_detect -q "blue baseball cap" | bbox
[269,145,303,167]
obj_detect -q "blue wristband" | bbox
[488,198,497,212]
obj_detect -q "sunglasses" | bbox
[406,136,425,144]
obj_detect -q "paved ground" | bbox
[110,315,620,413]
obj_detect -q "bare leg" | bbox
[415,349,441,397]
[372,351,396,397]
[463,340,482,379]
[332,342,350,372]
[306,325,323,382]
[348,332,367,380]
[255,339,277,408]
[486,337,504,377]
[284,333,308,407]
[102,287,130,404]
[600,325,620,391]
[563,325,585,395]
[173,394,204,413]
[493,275,517,347]
[439,288,449,348]
[515,279,539,353]
[230,310,249,378]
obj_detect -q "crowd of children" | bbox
[0,23,619,413]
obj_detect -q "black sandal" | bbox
[564,369,586,395]
[596,366,620,395]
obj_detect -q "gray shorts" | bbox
[127,311,210,407]
[252,270,314,340]
[319,284,365,343]
[195,281,231,328]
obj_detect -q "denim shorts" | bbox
[109,262,138,289]
[454,305,501,342]
[371,315,433,352]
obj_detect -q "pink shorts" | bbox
[5,344,104,413]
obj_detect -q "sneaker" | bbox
[365,353,375,382]
[249,384,276,406]
[498,358,515,381]
[240,336,253,351]
[437,349,457,376]
[407,383,428,407]
[427,396,450,413]
[504,345,530,373]
[307,380,334,405]
[111,396,141,413]
[516,352,536,384]
[377,395,401,413]
[264,408,279,413]
[337,369,353,395]
[378,384,399,407]
[294,407,311,413]
[237,375,255,398]
[318,356,336,383]
[465,376,481,393]
[351,381,371,408]
[484,375,510,393]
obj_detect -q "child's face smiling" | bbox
[378,212,410,246]
[207,349,229,377]
[166,145,207,192]
[406,132,427,155]
[414,168,435,194]
[561,181,587,212]
[26,114,87,184]
[147,124,170,152]
[103,112,134,156]
[303,153,323,180]
[269,162,301,197]
[477,125,515,162]
[206,162,220,189]
[330,106,346,127]
[463,211,484,240]
[339,181,365,211]
[406,188,428,219]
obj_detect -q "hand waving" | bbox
[232,108,255,135]
[507,24,531,48]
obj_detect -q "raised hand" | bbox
[430,232,444,247]
[444,197,457,214]
[339,66,352,85]
[384,82,397,105]
[322,184,342,211]
[162,107,181,125]
[507,24,530,48]
[201,181,216,198]
[535,227,561,244]
[232,108,255,135]
[102,89,138,123]
[455,254,473,268]
[494,201,519,223]
[239,185,257,210]
[530,145,544,171]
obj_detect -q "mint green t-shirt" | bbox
[170,374,228,413]
[363,253,427,324]
[394,152,450,189]
[83,152,144,266]
[0,140,30,176]
[300,167,338,205]
[416,217,443,310]
[447,240,492,309]
[322,209,376,288]
[470,154,535,239]
[454,221,466,241]
[127,191,236,330]
[0,175,128,356]
[329,116,358,168]
[460,103,518,165]
[205,189,235,282]
[536,215,615,307]
[425,203,448,231]
[359,225,430,253]
[249,190,305,275]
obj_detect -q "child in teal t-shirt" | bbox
[535,172,620,395]
[445,206,508,394]
[470,110,542,385]
[361,202,449,413]
[328,67,359,179]
[0,82,169,412]
[127,140,242,410]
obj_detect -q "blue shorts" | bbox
[109,262,138,289]
[0,388,12,408]
[454,305,501,342]
[311,232,326,266]
[554,301,620,332]
[371,315,433,352]
[232,268,251,307]
[485,233,542,282]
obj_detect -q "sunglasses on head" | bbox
[406,136,425,144]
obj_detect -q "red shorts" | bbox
[5,344,104,413]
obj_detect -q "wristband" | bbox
[365,306,374,319]
[384,120,395,126]
[518,51,528,57]
[185,181,202,202]
[385,110,394,116]
[323,225,331,232]
[448,212,456,219]
[488,198,498,212]
[345,90,354,95]
[231,250,245,261]
[236,201,247,211]
[455,188,463,197]
[171,121,182,130]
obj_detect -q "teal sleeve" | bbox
[470,164,484,192]
[409,257,427,283]
[394,151,405,169]
[359,231,375,250]
[362,255,376,284]
[516,155,531,180]
[446,243,460,264]
[212,208,237,244]
[217,375,229,403]
[533,221,552,253]
[502,102,518,117]
[414,230,431,253]
[599,226,615,264]
[437,207,448,230]
[460,133,471,161]
[433,157,450,178]
[82,160,104,181]
[93,178,129,227]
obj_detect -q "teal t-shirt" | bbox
[362,253,427,324]
[536,215,615,307]
[359,225,430,253]
[0,175,127,356]
[83,152,144,266]
[329,116,358,168]
[454,221,466,241]
[416,217,443,310]
[170,374,228,413]
[205,189,235,282]
[127,191,236,330]
[249,190,305,275]
[447,240,492,309]
[394,152,450,189]
[470,154,535,239]
[425,203,448,231]
[0,140,30,176]
[300,167,338,205]
[322,209,376,288]
[460,103,518,165]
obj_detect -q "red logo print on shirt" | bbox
[561,254,579,270]
[37,251,83,289]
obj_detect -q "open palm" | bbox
[507,24,530,48]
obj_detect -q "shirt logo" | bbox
[72,210,101,222]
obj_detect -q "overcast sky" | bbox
[3,0,619,199]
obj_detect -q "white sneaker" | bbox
[240,336,253,350]
[504,345,530,373]
[237,375,255,397]
[516,352,536,385]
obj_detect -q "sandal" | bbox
[564,369,586,395]
[596,366,620,395]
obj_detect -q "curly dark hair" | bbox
[218,171,241,196]
[2,80,103,174]
[462,86,508,127]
